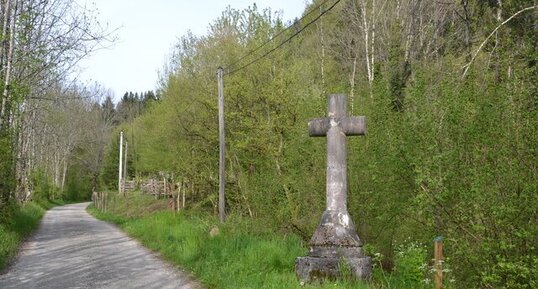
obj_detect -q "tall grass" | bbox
[90,193,449,288]
[89,193,377,289]
[0,199,66,270]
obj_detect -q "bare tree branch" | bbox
[462,5,537,79]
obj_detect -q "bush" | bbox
[393,241,428,286]
[0,201,47,269]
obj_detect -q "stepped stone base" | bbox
[295,256,372,283]
[296,209,372,283]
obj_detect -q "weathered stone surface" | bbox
[296,94,372,283]
[309,210,363,250]
[295,256,372,283]
[308,116,366,137]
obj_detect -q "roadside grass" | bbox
[90,192,442,289]
[88,192,374,289]
[0,199,67,270]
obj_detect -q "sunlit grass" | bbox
[90,192,443,288]
[0,199,67,270]
[88,193,377,289]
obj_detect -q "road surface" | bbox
[0,202,202,289]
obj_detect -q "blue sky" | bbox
[75,1,309,101]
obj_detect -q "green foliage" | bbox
[89,194,375,289]
[30,169,59,201]
[393,241,428,286]
[95,2,537,288]
[0,200,64,270]
[99,130,121,190]
[0,133,14,206]
[64,171,92,201]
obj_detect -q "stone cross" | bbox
[296,94,371,282]
[308,94,366,213]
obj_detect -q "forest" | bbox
[1,0,537,288]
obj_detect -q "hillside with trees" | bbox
[105,1,536,287]
[1,0,537,288]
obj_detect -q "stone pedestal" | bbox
[296,256,372,282]
[295,210,372,282]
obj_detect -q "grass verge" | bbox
[0,199,68,270]
[88,193,373,289]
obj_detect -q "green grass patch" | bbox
[0,199,68,270]
[88,193,377,289]
[89,192,445,288]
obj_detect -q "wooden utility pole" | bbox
[434,236,444,289]
[217,67,225,223]
[123,142,128,180]
[123,141,128,196]
[118,131,123,195]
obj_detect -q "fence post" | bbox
[434,236,443,289]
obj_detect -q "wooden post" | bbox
[103,192,106,211]
[123,141,128,196]
[217,67,226,223]
[182,181,186,209]
[163,176,167,197]
[176,182,181,212]
[434,236,443,289]
[118,131,124,195]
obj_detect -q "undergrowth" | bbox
[88,192,375,289]
[0,199,67,270]
[89,192,450,289]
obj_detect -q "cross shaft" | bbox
[308,95,366,211]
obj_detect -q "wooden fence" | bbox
[93,178,188,213]
[121,180,136,192]
[92,191,108,211]
[141,178,175,198]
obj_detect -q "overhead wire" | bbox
[224,0,335,72]
[224,0,342,76]
[174,0,342,117]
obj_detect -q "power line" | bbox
[225,0,334,72]
[225,0,341,76]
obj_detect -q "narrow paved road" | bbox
[0,203,202,289]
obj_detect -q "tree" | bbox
[0,0,113,203]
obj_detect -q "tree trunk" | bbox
[317,3,326,96]
[0,0,16,128]
[349,57,357,114]
[61,155,68,194]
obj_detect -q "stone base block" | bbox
[295,256,372,283]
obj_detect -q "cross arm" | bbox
[343,116,367,136]
[308,116,367,137]
[308,118,330,136]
